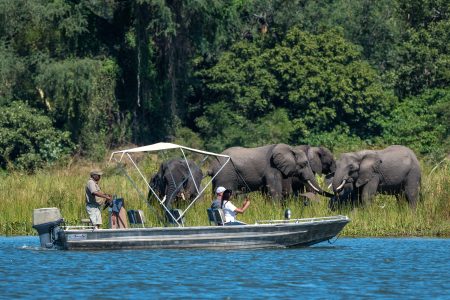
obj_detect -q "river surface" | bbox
[0,236,449,299]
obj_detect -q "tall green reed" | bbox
[0,159,448,236]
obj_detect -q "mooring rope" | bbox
[328,233,341,244]
[230,158,252,195]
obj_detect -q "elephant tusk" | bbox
[336,180,346,191]
[327,182,332,189]
[307,180,321,193]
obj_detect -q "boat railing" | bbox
[64,225,95,230]
[255,215,349,225]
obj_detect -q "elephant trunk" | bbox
[332,168,349,193]
[165,185,178,209]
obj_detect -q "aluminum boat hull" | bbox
[58,216,349,250]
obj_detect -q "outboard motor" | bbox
[32,208,64,249]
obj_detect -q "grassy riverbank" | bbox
[0,159,449,237]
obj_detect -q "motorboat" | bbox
[32,143,350,250]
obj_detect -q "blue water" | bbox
[0,237,449,299]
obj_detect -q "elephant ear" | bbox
[308,148,322,175]
[356,153,382,187]
[272,144,296,177]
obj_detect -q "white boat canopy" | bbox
[109,142,231,160]
[109,142,231,227]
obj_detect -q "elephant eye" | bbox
[298,160,307,168]
[349,164,358,171]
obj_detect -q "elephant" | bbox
[286,145,336,196]
[209,144,333,200]
[149,158,203,209]
[331,145,421,208]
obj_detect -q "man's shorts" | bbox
[86,204,102,225]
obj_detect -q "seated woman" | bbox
[221,189,250,225]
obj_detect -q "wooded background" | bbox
[1,0,449,171]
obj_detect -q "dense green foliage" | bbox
[380,88,450,159]
[0,0,449,171]
[0,101,73,170]
[36,58,119,159]
[196,28,396,151]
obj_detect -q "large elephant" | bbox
[209,144,333,199]
[287,145,336,196]
[331,145,421,208]
[149,159,203,209]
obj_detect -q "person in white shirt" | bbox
[221,189,250,224]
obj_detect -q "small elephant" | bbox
[149,159,203,209]
[209,144,333,200]
[332,145,421,208]
[287,145,336,196]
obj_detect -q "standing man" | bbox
[85,170,112,229]
[211,186,226,209]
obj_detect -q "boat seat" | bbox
[80,218,94,229]
[207,208,216,225]
[81,218,91,225]
[127,210,145,228]
[165,209,185,226]
[206,208,225,226]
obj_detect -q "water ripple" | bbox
[0,237,449,299]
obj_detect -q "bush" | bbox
[380,88,450,161]
[196,28,395,149]
[0,101,73,171]
[299,125,368,154]
[35,58,119,161]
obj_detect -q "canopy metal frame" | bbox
[109,142,231,227]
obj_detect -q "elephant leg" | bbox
[291,178,306,196]
[360,177,379,206]
[281,178,292,199]
[404,171,420,209]
[266,174,283,200]
[328,196,338,211]
[304,182,318,194]
[350,188,359,207]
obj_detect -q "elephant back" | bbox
[210,144,277,193]
[376,146,420,182]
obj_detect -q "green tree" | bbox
[0,43,24,103]
[0,101,73,171]
[195,40,280,150]
[269,28,395,138]
[81,0,249,144]
[394,19,450,97]
[35,58,119,160]
[380,88,450,160]
[326,0,403,70]
[398,0,450,28]
[196,27,395,150]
